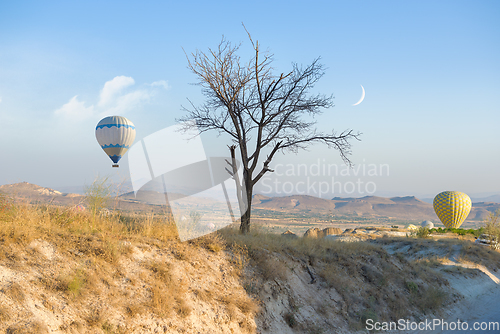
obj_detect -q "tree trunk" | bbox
[239,181,253,234]
[240,208,251,234]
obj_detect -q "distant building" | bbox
[421,220,434,228]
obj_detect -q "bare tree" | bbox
[180,31,360,234]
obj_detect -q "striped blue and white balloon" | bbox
[95,116,136,167]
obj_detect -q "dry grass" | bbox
[459,243,500,270]
[0,201,179,249]
[5,319,48,334]
[60,268,87,297]
[0,305,11,321]
[226,242,249,278]
[221,293,259,315]
[442,265,478,275]
[385,236,500,272]
[189,231,226,253]
[143,260,193,317]
[84,303,108,327]
[413,286,447,312]
[124,302,146,317]
[250,250,288,281]
[219,224,382,258]
[194,288,214,303]
[415,256,448,268]
[2,282,25,303]
[149,281,175,315]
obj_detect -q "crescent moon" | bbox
[352,85,365,106]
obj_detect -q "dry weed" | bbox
[194,288,213,303]
[57,268,87,297]
[2,282,25,303]
[0,304,11,321]
[238,318,256,333]
[189,232,226,253]
[84,303,107,327]
[219,293,259,317]
[415,286,447,312]
[58,320,84,333]
[250,250,288,281]
[144,261,191,316]
[227,242,248,277]
[175,298,192,318]
[5,319,48,334]
[125,303,146,317]
[442,265,477,275]
[149,282,175,315]
[415,256,447,268]
[460,242,500,270]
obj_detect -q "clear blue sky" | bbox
[0,0,498,198]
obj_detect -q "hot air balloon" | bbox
[75,204,86,212]
[433,191,471,229]
[95,116,136,167]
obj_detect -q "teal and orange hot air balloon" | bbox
[433,191,472,229]
[95,116,136,167]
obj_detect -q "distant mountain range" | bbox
[0,182,83,206]
[50,183,500,205]
[0,182,159,212]
[253,193,499,222]
[0,182,225,213]
[1,182,499,223]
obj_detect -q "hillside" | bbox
[1,186,500,333]
[0,202,500,333]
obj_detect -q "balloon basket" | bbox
[112,164,119,168]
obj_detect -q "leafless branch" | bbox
[179,30,360,233]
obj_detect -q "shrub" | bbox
[284,312,297,328]
[61,268,87,297]
[484,210,500,249]
[413,227,430,238]
[359,308,378,325]
[84,176,112,216]
[0,193,13,215]
[416,286,446,311]
[406,281,418,294]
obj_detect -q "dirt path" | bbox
[440,291,500,333]
[410,262,500,334]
